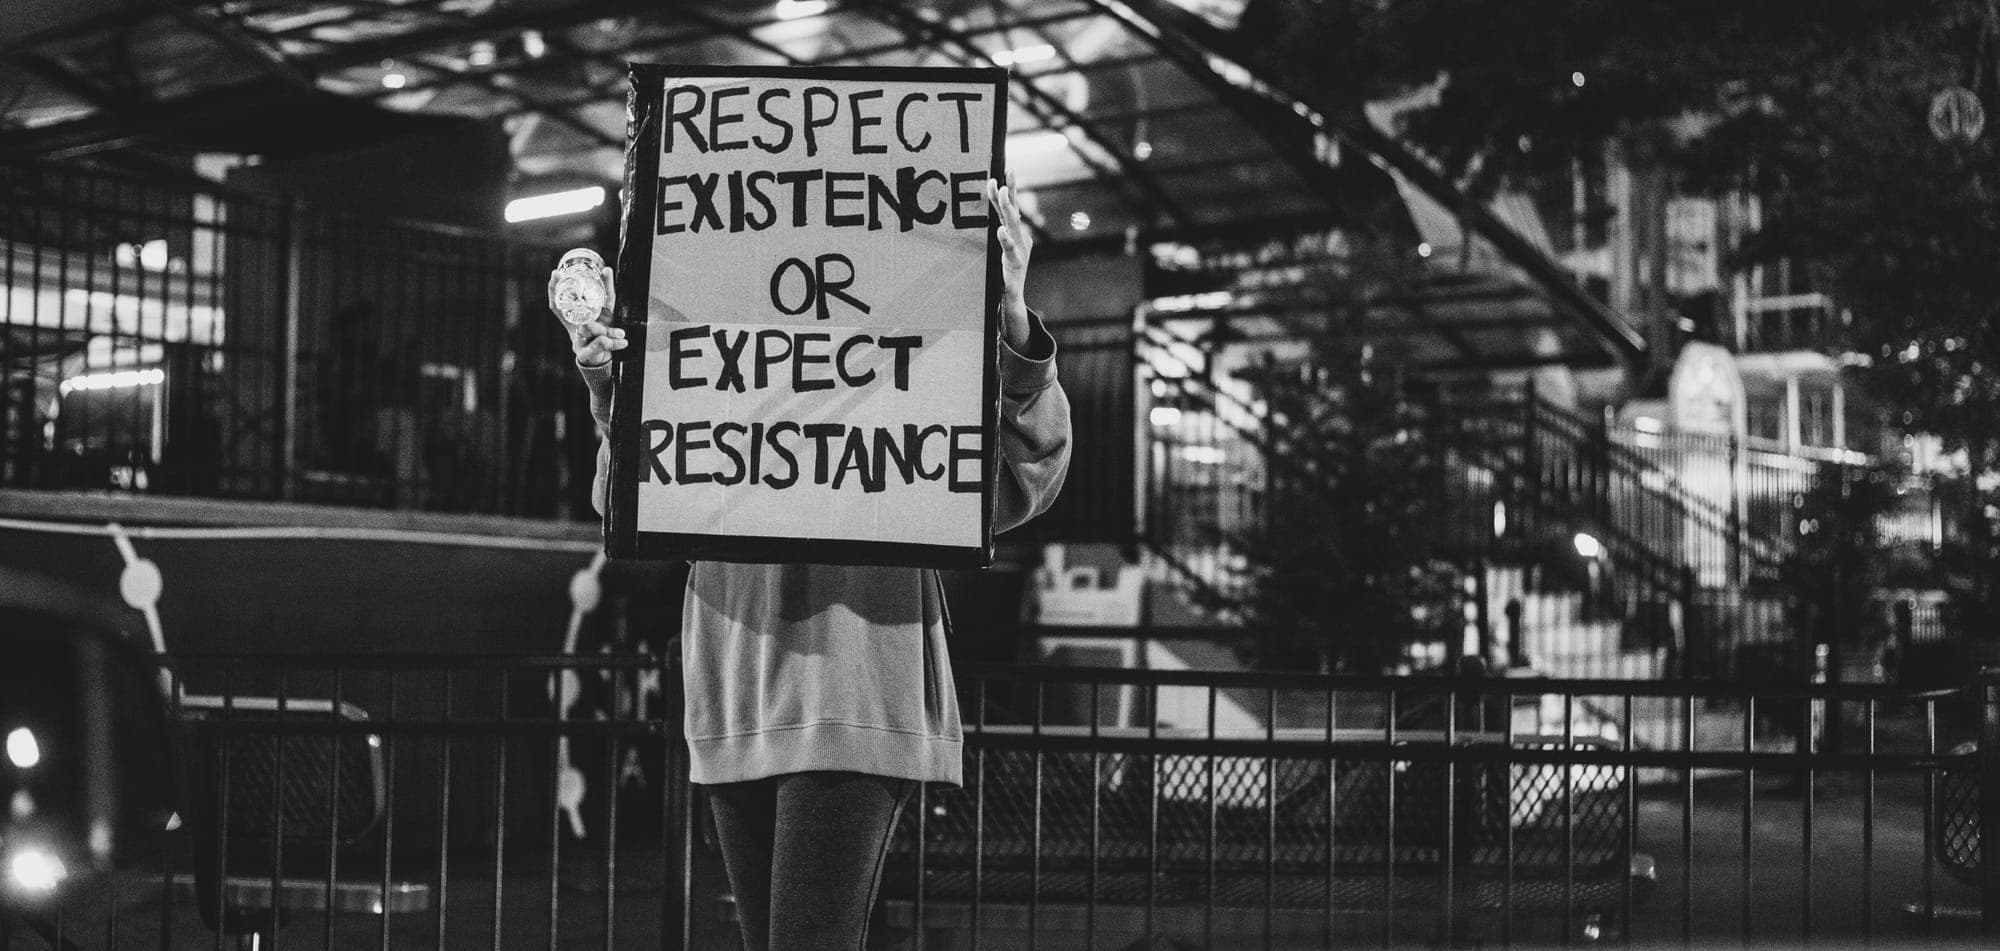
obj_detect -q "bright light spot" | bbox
[1571,71,1586,88]
[774,0,829,19]
[467,42,496,67]
[521,30,546,59]
[1132,140,1153,160]
[1149,406,1183,427]
[1416,242,1433,258]
[1069,211,1091,231]
[1179,446,1227,465]
[1006,129,1070,158]
[59,368,165,397]
[9,848,66,893]
[1633,415,1663,434]
[991,43,1056,67]
[381,71,407,90]
[1148,291,1236,314]
[1491,501,1508,539]
[505,185,606,224]
[117,239,169,270]
[6,728,37,769]
[1572,532,1603,559]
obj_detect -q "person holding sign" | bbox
[556,174,1069,951]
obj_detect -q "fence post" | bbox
[1893,599,1915,683]
[1981,668,2000,938]
[1504,597,1527,669]
[276,196,305,501]
[1474,561,1493,668]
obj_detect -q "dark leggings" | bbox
[705,771,916,951]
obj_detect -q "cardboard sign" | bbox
[607,64,1008,567]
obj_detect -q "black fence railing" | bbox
[10,653,689,951]
[18,658,2000,949]
[1132,324,1879,683]
[0,163,594,518]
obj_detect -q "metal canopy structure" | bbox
[0,0,1644,373]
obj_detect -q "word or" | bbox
[639,419,983,494]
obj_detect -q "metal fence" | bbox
[21,657,1998,950]
[1132,323,1906,683]
[0,162,594,518]
[7,653,688,951]
[886,664,2000,949]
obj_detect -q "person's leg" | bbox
[705,779,779,951]
[766,772,916,951]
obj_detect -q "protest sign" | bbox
[606,64,1008,567]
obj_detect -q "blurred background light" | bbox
[504,185,605,223]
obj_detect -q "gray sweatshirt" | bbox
[582,313,1071,785]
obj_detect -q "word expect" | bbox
[665,324,924,392]
[639,420,983,494]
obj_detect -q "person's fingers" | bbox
[576,333,628,367]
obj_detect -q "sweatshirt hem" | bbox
[688,721,963,787]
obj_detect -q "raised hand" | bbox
[547,260,626,368]
[985,171,1034,351]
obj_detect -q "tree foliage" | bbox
[1252,0,2000,633]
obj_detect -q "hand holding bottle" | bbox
[546,249,626,368]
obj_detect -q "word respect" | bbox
[663,82,986,158]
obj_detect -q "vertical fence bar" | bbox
[1681,691,1694,949]
[490,682,509,951]
[1562,691,1576,948]
[1622,691,1636,951]
[380,670,399,951]
[434,672,454,951]
[325,665,345,951]
[1980,669,2000,939]
[1204,685,1217,951]
[1861,697,1875,944]
[547,733,563,951]
[1384,688,1397,950]
[1324,682,1336,951]
[1920,696,1936,940]
[277,197,303,499]
[1441,682,1458,948]
[1146,682,1160,947]
[602,722,620,951]
[1264,688,1277,951]
[972,678,987,951]
[271,671,289,951]
[1030,680,1044,951]
[1088,680,1101,951]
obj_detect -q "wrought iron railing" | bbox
[18,657,2000,950]
[0,162,592,518]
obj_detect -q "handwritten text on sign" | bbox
[636,72,998,551]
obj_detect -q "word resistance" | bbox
[639,420,984,494]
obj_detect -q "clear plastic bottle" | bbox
[552,248,607,326]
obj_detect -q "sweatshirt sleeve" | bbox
[993,309,1073,535]
[580,361,614,517]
